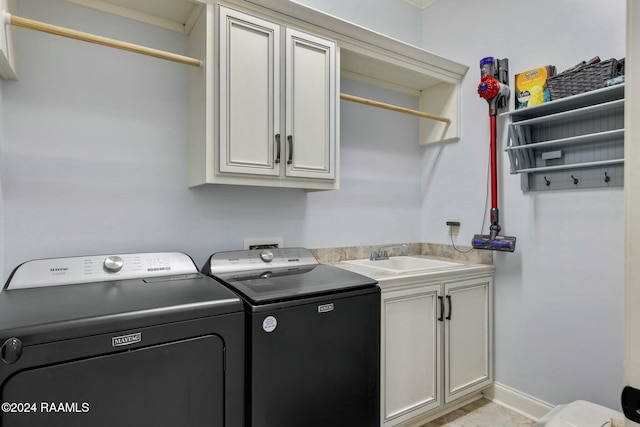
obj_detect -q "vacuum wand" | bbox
[473,57,516,252]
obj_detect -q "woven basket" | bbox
[547,58,623,100]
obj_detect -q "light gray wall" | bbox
[293,0,422,46]
[419,0,625,409]
[0,0,423,280]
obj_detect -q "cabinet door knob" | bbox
[438,296,444,322]
[275,134,281,164]
[287,135,293,165]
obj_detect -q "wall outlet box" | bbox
[446,219,460,237]
[243,237,283,250]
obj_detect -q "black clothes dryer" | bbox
[0,252,244,427]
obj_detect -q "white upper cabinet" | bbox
[189,4,339,190]
[218,7,282,177]
[285,28,336,180]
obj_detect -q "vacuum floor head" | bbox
[472,234,516,252]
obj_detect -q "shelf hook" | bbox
[571,175,579,185]
[544,176,550,187]
[604,172,611,183]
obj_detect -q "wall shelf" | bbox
[502,84,624,191]
[55,0,468,146]
[6,0,467,147]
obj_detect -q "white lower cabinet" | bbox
[381,274,493,426]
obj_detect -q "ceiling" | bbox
[401,0,437,9]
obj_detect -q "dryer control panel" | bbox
[5,252,198,290]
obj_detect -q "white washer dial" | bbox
[260,250,274,263]
[103,255,124,273]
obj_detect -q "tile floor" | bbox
[420,398,537,427]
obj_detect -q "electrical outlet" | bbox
[243,237,283,250]
[446,219,460,237]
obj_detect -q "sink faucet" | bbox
[370,244,410,261]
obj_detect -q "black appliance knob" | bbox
[1,337,23,364]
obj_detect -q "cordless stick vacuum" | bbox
[473,57,517,252]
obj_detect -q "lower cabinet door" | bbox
[444,276,493,403]
[381,284,442,425]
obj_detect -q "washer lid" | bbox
[212,264,377,305]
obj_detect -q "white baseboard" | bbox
[398,393,485,427]
[483,382,555,422]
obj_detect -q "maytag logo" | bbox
[318,303,334,313]
[50,267,68,272]
[112,332,142,347]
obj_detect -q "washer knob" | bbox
[260,250,274,263]
[103,255,124,273]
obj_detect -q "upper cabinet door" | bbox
[284,28,336,180]
[218,6,281,176]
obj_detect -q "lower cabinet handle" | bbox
[446,295,452,320]
[287,135,293,165]
[438,296,444,322]
[275,134,281,164]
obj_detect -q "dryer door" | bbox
[1,335,224,426]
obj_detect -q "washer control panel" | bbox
[208,247,318,274]
[5,252,198,290]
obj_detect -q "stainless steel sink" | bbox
[343,256,463,274]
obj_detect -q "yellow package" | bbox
[515,66,556,109]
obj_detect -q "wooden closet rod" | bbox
[340,93,451,123]
[6,13,203,68]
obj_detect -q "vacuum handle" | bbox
[438,296,444,322]
[490,115,498,209]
